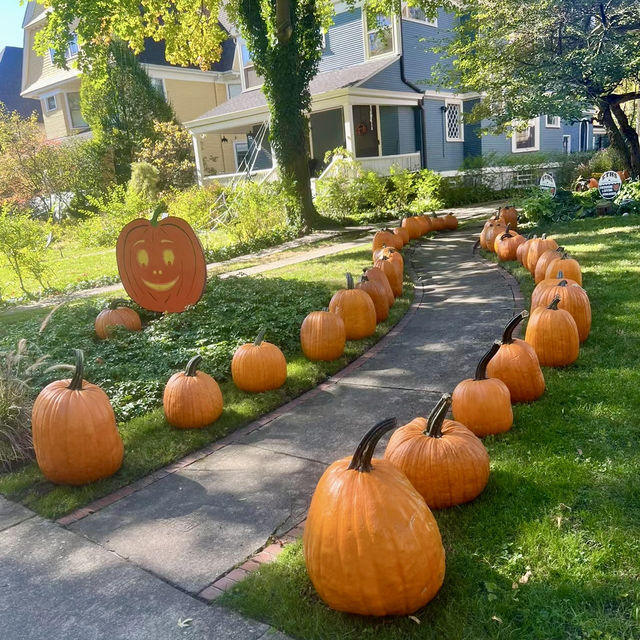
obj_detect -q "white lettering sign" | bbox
[539,173,557,198]
[598,171,622,200]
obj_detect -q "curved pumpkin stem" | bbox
[541,233,547,239]
[424,394,452,438]
[150,203,165,226]
[184,355,202,377]
[547,296,561,310]
[107,297,131,310]
[474,341,501,381]
[500,223,513,240]
[345,273,354,289]
[359,274,369,283]
[557,280,568,287]
[68,349,85,391]
[347,417,397,473]
[501,310,529,344]
[254,327,266,346]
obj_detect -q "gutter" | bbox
[398,17,427,170]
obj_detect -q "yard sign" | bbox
[597,171,622,200]
[539,173,557,197]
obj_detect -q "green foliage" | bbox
[0,206,50,298]
[166,183,224,234]
[80,40,175,183]
[127,162,160,201]
[616,180,640,215]
[575,147,627,181]
[135,120,196,192]
[385,165,417,212]
[518,188,601,224]
[410,169,444,213]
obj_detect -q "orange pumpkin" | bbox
[588,177,599,189]
[401,216,422,239]
[544,252,583,285]
[486,311,545,403]
[303,417,446,616]
[372,230,402,253]
[531,279,591,342]
[300,309,346,361]
[451,342,513,437]
[363,266,395,307]
[443,213,459,230]
[534,246,564,284]
[498,205,518,229]
[372,243,394,262]
[430,214,447,231]
[163,355,223,428]
[494,224,525,261]
[94,299,141,339]
[526,234,558,274]
[116,209,207,313]
[374,256,403,297]
[531,270,579,308]
[231,328,287,392]
[484,220,507,253]
[384,394,490,509]
[517,234,537,265]
[393,226,410,246]
[479,216,500,250]
[31,349,124,485]
[525,297,580,367]
[329,273,377,339]
[356,274,389,323]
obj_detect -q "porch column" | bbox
[343,101,355,155]
[192,133,205,186]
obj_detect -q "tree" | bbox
[80,39,175,183]
[35,0,440,232]
[435,0,640,175]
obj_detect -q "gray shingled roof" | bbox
[192,56,399,122]
[0,47,42,120]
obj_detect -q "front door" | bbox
[580,120,589,152]
[353,105,379,158]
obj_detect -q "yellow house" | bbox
[19,1,245,175]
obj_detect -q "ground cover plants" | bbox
[0,243,413,518]
[221,214,640,640]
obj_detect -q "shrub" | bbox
[166,183,225,233]
[574,147,626,183]
[616,180,640,215]
[128,162,160,201]
[385,165,416,212]
[410,169,444,213]
[518,188,598,223]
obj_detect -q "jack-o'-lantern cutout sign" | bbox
[116,209,207,313]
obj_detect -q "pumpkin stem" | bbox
[150,203,165,226]
[184,355,202,377]
[547,296,561,311]
[347,417,397,473]
[474,341,501,381]
[424,394,452,438]
[359,274,369,283]
[68,349,85,391]
[107,297,130,310]
[501,310,529,344]
[500,223,513,240]
[541,233,547,239]
[345,273,355,289]
[558,280,568,287]
[561,251,569,260]
[322,307,329,312]
[254,327,267,346]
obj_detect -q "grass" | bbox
[0,242,413,519]
[220,215,640,640]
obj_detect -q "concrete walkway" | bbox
[0,209,521,640]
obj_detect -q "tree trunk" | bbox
[611,103,640,177]
[600,104,632,170]
[282,145,318,234]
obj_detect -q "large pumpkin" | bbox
[231,328,287,392]
[479,216,500,250]
[300,309,346,361]
[517,234,537,266]
[385,394,490,509]
[116,208,207,313]
[486,311,545,403]
[372,230,401,253]
[94,299,142,339]
[401,216,422,239]
[374,255,403,297]
[356,275,389,323]
[163,355,223,428]
[303,417,446,616]
[484,220,507,253]
[534,246,564,284]
[329,273,377,340]
[544,252,583,285]
[525,297,580,367]
[443,213,459,230]
[363,266,394,306]
[494,224,525,261]
[498,205,518,229]
[526,235,558,274]
[531,270,579,308]
[451,342,513,437]
[393,226,410,246]
[31,349,124,485]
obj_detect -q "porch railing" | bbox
[202,167,275,187]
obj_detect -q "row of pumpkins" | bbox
[29,212,457,486]
[301,205,593,617]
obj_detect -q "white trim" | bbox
[562,134,572,154]
[423,89,480,100]
[233,140,249,171]
[227,82,242,99]
[363,12,400,62]
[64,90,88,131]
[512,117,540,153]
[401,2,438,27]
[149,77,167,99]
[44,94,58,112]
[444,98,464,142]
[545,115,561,128]
[143,63,236,83]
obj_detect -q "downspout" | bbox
[398,16,427,169]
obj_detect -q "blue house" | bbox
[185,2,594,182]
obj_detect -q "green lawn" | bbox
[221,215,640,640]
[0,243,413,519]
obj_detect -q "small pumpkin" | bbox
[329,273,377,339]
[443,213,459,230]
[231,328,287,392]
[484,219,507,253]
[479,216,500,250]
[94,299,141,339]
[451,342,513,437]
[531,270,579,308]
[393,226,410,246]
[300,308,346,361]
[374,255,403,297]
[384,394,490,509]
[401,216,422,239]
[363,266,394,306]
[588,177,599,189]
[356,275,389,323]
[498,205,518,229]
[303,417,446,616]
[531,280,591,342]
[163,355,223,429]
[534,246,564,284]
[485,311,545,403]
[494,224,525,261]
[544,251,583,285]
[526,234,559,274]
[31,349,124,485]
[525,297,580,367]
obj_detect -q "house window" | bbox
[562,135,572,154]
[512,118,539,152]
[445,101,463,142]
[49,33,79,62]
[227,83,242,99]
[67,92,88,130]
[45,95,57,112]
[401,3,437,27]
[149,78,166,99]
[234,141,249,170]
[545,115,560,128]
[579,120,589,151]
[241,44,263,90]
[365,13,395,59]
[320,30,326,50]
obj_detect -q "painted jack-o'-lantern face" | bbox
[116,212,207,313]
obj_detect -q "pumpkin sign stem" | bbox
[474,342,501,381]
[254,327,267,346]
[501,310,529,344]
[424,394,452,438]
[68,349,85,391]
[547,296,562,311]
[149,203,165,226]
[347,417,397,473]
[184,355,202,377]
